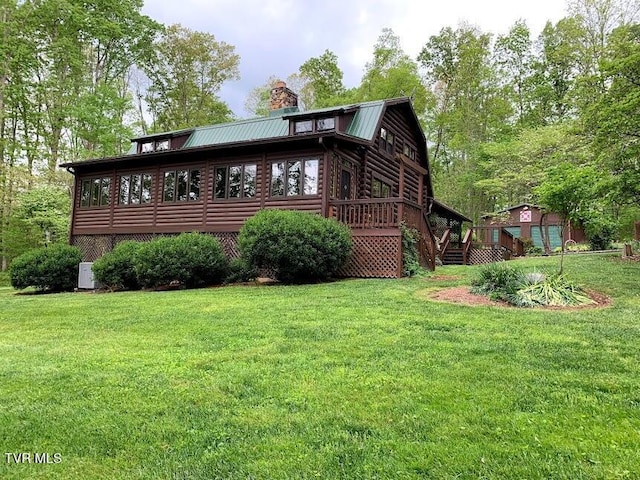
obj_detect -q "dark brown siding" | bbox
[71,147,325,235]
[365,104,427,203]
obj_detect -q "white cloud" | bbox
[142,0,569,117]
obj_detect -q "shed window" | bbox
[80,177,111,207]
[214,164,257,200]
[163,169,200,202]
[270,159,319,197]
[141,141,154,153]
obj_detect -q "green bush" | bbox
[135,233,229,289]
[238,209,352,283]
[585,216,618,251]
[10,244,82,292]
[470,262,525,302]
[92,241,143,291]
[401,222,424,277]
[224,258,259,284]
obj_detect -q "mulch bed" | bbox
[424,286,611,309]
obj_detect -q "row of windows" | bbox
[294,117,335,134]
[163,169,201,202]
[380,127,417,160]
[79,160,320,207]
[80,178,112,207]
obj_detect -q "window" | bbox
[294,120,313,134]
[403,143,417,161]
[163,169,201,202]
[316,117,335,131]
[119,173,152,205]
[139,138,170,153]
[294,117,335,134]
[141,141,154,153]
[80,177,111,207]
[379,127,395,155]
[387,132,395,154]
[372,178,392,198]
[214,164,257,200]
[270,159,319,197]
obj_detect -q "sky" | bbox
[141,0,570,117]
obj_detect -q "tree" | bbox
[584,24,640,208]
[299,49,346,109]
[144,24,240,131]
[418,24,511,220]
[359,28,429,114]
[534,163,598,272]
[494,20,535,126]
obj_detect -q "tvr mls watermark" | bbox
[5,453,62,464]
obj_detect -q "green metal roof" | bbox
[182,115,290,149]
[344,100,385,141]
[128,99,390,153]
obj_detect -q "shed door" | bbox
[531,226,563,249]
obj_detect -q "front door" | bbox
[340,169,352,200]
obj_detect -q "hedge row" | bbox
[10,210,353,292]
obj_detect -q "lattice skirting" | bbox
[72,231,402,278]
[71,232,240,262]
[468,246,509,265]
[337,232,401,278]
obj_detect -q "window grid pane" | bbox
[189,170,200,201]
[164,172,175,202]
[287,160,302,196]
[141,174,152,203]
[271,162,285,196]
[244,165,257,198]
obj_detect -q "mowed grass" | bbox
[0,254,638,479]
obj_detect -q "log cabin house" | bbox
[61,82,469,278]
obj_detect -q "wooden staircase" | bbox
[442,248,465,265]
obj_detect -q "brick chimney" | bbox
[270,80,298,111]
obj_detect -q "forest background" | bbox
[1,0,639,270]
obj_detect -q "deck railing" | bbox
[329,198,402,229]
[468,226,525,256]
[329,198,436,270]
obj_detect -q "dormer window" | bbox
[294,120,313,134]
[139,138,171,153]
[316,117,335,131]
[293,116,335,135]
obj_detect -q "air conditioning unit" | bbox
[78,262,97,289]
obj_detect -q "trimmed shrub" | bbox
[92,241,143,291]
[134,233,229,289]
[10,244,82,292]
[238,209,352,283]
[224,258,259,284]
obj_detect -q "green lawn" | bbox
[1,254,639,479]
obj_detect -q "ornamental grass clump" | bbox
[470,262,525,302]
[513,273,595,308]
[471,263,594,308]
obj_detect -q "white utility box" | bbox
[78,262,96,289]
